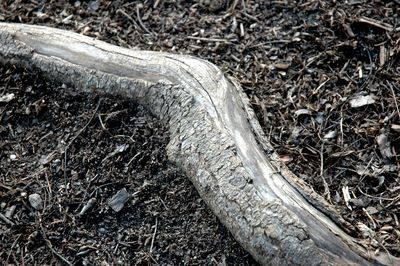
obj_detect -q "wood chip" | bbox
[343,23,355,38]
[5,205,16,219]
[108,188,129,212]
[240,23,245,37]
[342,186,352,210]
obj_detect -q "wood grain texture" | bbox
[0,23,397,265]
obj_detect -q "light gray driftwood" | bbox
[0,23,397,265]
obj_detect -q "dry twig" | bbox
[358,16,394,32]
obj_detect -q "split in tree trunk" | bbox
[0,23,398,265]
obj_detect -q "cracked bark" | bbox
[0,23,398,265]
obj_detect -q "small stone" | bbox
[108,188,129,212]
[29,193,43,210]
[9,154,17,161]
[323,130,337,140]
[79,198,97,216]
[88,0,100,11]
[98,227,107,234]
[366,206,379,215]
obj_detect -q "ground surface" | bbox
[1,0,400,264]
[0,65,255,265]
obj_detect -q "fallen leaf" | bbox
[29,193,43,210]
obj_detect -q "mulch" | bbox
[0,64,255,265]
[1,0,400,264]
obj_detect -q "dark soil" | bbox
[1,0,400,263]
[0,65,255,265]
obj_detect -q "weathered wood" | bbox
[0,23,398,265]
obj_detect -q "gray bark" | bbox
[0,23,397,265]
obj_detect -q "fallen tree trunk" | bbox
[0,23,397,265]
